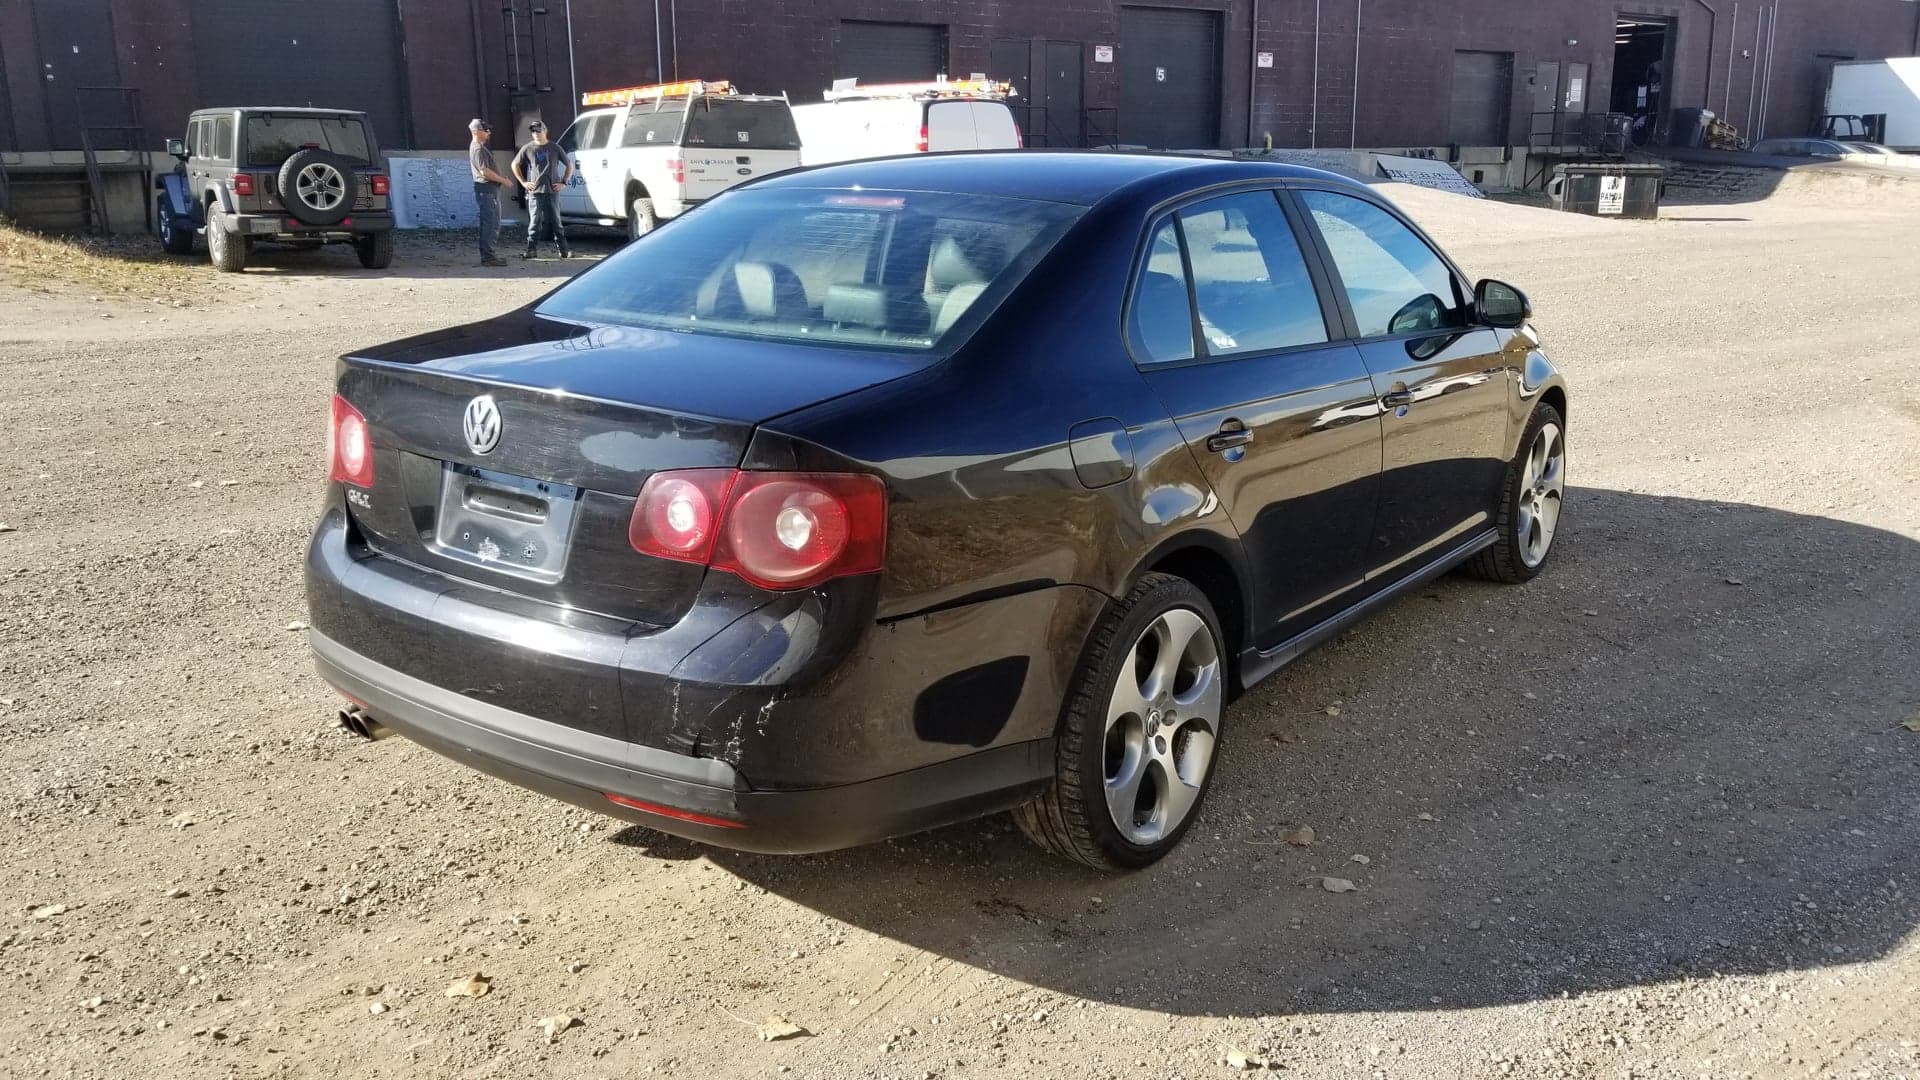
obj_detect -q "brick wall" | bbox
[4,0,1917,154]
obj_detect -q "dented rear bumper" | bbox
[304,508,1094,852]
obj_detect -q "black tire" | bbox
[1014,573,1227,871]
[158,201,194,255]
[1464,401,1566,584]
[207,216,248,273]
[277,148,360,227]
[626,196,656,242]
[355,231,394,269]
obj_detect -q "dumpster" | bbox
[1547,162,1665,219]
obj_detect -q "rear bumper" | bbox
[312,630,1052,854]
[229,210,395,237]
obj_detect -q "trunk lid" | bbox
[335,311,915,625]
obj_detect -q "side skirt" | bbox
[1236,528,1499,691]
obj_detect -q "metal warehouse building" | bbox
[2,0,1917,225]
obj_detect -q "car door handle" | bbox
[1381,390,1414,408]
[1206,423,1254,453]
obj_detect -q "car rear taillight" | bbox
[629,469,886,591]
[668,157,686,184]
[231,172,255,197]
[370,174,390,196]
[1014,124,1025,148]
[328,393,375,488]
[916,125,930,153]
[604,792,745,829]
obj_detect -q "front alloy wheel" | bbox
[1016,573,1226,870]
[1465,401,1566,583]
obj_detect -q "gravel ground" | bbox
[1,181,1916,1080]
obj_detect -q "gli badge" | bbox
[463,395,501,455]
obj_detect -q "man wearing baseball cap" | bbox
[468,119,512,267]
[511,120,573,260]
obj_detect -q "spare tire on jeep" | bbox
[277,148,360,227]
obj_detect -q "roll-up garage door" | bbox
[1119,7,1221,149]
[190,0,410,149]
[1449,51,1514,146]
[838,21,949,84]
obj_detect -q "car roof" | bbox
[750,150,1367,207]
[192,107,369,117]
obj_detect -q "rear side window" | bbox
[211,116,234,160]
[1301,190,1465,338]
[1178,192,1327,356]
[682,99,800,150]
[622,105,684,148]
[1128,218,1197,364]
[537,188,1083,352]
[244,115,373,167]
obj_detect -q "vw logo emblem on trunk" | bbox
[463,395,501,455]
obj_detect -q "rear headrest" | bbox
[732,262,778,318]
[822,283,889,329]
[929,233,1007,290]
[932,281,988,337]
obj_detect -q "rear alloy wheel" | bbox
[627,196,656,242]
[355,231,394,269]
[207,216,248,273]
[277,148,360,228]
[1015,573,1226,870]
[1465,402,1566,583]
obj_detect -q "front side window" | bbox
[1301,189,1465,338]
[538,188,1082,352]
[1179,191,1327,356]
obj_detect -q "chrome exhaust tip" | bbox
[338,706,395,742]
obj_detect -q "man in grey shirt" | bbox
[512,120,574,260]
[468,119,512,267]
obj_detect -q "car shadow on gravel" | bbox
[617,487,1920,1016]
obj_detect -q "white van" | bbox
[554,80,802,240]
[791,80,1023,167]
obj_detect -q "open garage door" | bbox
[838,21,949,84]
[189,0,410,149]
[1119,7,1221,149]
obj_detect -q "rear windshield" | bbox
[244,115,373,167]
[682,98,800,151]
[538,188,1083,352]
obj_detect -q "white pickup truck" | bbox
[554,80,802,241]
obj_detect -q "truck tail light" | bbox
[370,174,390,196]
[668,157,686,184]
[916,125,930,153]
[629,469,886,591]
[327,393,375,488]
[231,172,255,197]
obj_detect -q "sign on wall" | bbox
[1256,51,1274,69]
[1094,45,1114,63]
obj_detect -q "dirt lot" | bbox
[1,180,1917,1080]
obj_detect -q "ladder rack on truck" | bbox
[822,78,1015,103]
[581,80,734,108]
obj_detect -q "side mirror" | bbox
[1475,279,1531,329]
[166,138,187,159]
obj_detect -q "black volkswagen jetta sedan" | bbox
[308,153,1568,870]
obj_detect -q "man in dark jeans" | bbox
[469,119,512,267]
[512,121,574,260]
